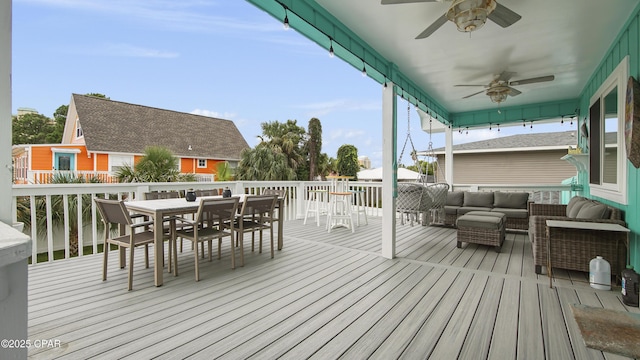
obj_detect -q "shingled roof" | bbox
[71,94,249,160]
[431,130,586,153]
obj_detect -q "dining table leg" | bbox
[154,209,164,287]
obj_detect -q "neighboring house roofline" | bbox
[66,94,249,161]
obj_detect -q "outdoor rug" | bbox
[570,303,640,358]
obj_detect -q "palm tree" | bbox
[115,146,196,182]
[236,144,296,181]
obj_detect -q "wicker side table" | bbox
[456,211,506,252]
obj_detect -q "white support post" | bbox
[381,82,397,259]
[445,125,454,186]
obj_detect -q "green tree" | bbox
[235,143,296,181]
[115,146,196,182]
[216,161,234,181]
[12,112,55,144]
[307,118,322,180]
[336,144,359,180]
[46,105,68,143]
[316,153,336,180]
[259,119,306,173]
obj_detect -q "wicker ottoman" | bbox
[456,211,506,252]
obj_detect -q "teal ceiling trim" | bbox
[450,98,580,129]
[245,0,450,124]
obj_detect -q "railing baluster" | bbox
[77,193,85,256]
[63,194,70,259]
[45,195,54,262]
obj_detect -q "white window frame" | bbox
[75,119,83,139]
[588,56,628,204]
[197,159,207,168]
[109,154,134,173]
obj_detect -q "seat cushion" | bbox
[457,214,503,230]
[444,205,459,215]
[493,192,529,209]
[457,206,492,215]
[492,208,529,218]
[463,192,494,208]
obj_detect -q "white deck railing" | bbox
[11,181,573,264]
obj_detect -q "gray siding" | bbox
[437,150,577,184]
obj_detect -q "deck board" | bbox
[26,217,638,359]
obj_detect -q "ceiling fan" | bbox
[381,0,522,39]
[455,71,555,104]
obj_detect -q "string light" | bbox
[530,121,533,129]
[523,120,526,127]
[283,10,289,29]
[497,123,500,132]
[561,116,564,125]
[361,62,367,77]
[489,123,492,131]
[329,39,334,58]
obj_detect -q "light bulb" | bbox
[329,44,334,58]
[361,65,366,77]
[283,14,289,30]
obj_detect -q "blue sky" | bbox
[11,0,571,168]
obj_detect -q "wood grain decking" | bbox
[27,217,638,359]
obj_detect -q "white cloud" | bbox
[191,109,237,119]
[294,99,381,117]
[95,43,179,58]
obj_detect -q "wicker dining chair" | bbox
[94,198,156,291]
[173,197,239,281]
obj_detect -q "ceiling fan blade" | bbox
[509,75,555,86]
[488,2,522,28]
[416,14,448,39]
[496,71,516,82]
[381,0,437,4]
[454,84,486,87]
[508,87,522,96]
[462,90,486,99]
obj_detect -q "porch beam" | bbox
[450,98,580,129]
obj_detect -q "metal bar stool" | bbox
[303,189,328,226]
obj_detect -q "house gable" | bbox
[69,94,250,161]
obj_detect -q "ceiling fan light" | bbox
[447,0,496,33]
[486,85,510,104]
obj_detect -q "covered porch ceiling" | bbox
[248,0,640,128]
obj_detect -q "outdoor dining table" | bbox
[124,194,284,287]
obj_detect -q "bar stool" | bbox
[303,189,328,226]
[326,191,355,233]
[350,189,368,226]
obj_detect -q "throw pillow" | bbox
[567,199,590,218]
[566,196,587,217]
[576,201,611,219]
[493,192,529,209]
[446,191,464,206]
[463,192,494,207]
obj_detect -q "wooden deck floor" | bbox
[27,217,638,359]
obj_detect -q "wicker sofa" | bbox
[444,191,530,230]
[528,196,627,275]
